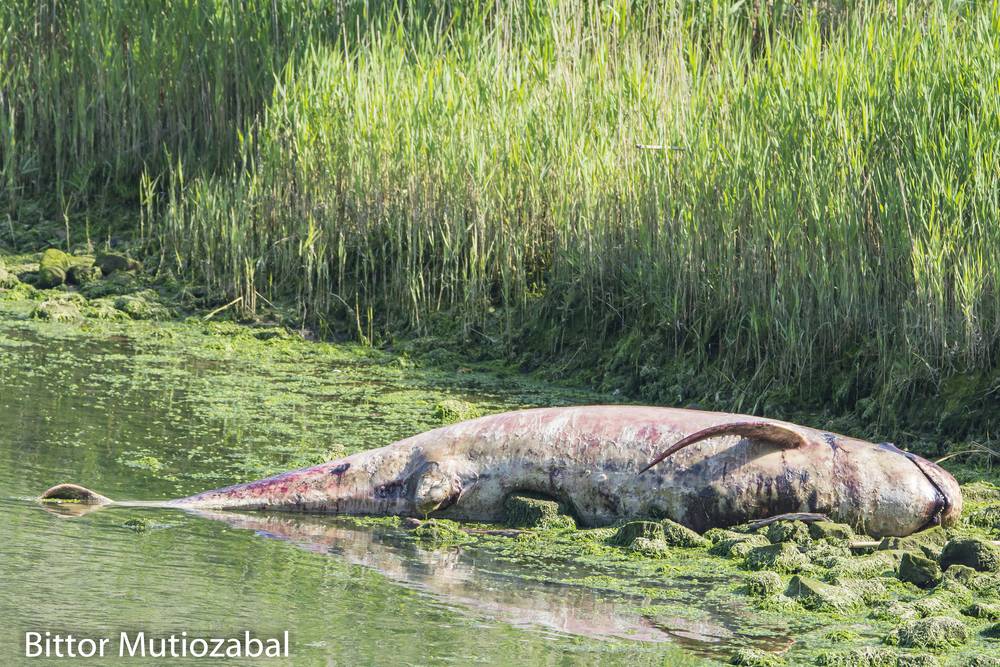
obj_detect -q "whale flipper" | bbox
[639,421,808,474]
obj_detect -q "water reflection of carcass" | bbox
[191,511,735,645]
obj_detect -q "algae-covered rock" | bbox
[879,527,949,559]
[114,291,168,320]
[785,575,862,612]
[628,537,670,557]
[609,521,663,547]
[706,528,743,543]
[871,601,921,623]
[84,297,130,320]
[66,263,101,285]
[963,603,1000,621]
[37,248,73,288]
[31,299,82,322]
[829,549,904,580]
[96,251,142,275]
[0,263,18,289]
[815,646,928,666]
[710,532,770,558]
[730,647,785,666]
[659,518,710,548]
[766,520,811,545]
[432,399,480,424]
[803,539,852,568]
[412,519,471,545]
[887,616,969,649]
[79,271,141,298]
[503,494,575,530]
[967,656,1000,667]
[939,538,1000,572]
[846,577,890,605]
[899,552,943,589]
[746,542,809,573]
[911,595,964,620]
[896,656,941,667]
[808,521,854,541]
[745,571,783,598]
[943,564,982,590]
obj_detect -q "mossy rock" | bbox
[963,603,1000,621]
[79,271,141,298]
[879,527,950,559]
[705,528,744,543]
[967,656,1000,667]
[803,539,852,568]
[911,595,964,620]
[609,521,663,547]
[745,571,783,598]
[0,264,19,289]
[37,248,73,288]
[871,601,921,624]
[823,629,861,642]
[96,251,142,275]
[710,532,770,558]
[66,263,101,285]
[943,564,982,590]
[896,656,941,667]
[983,623,1000,639]
[829,549,904,580]
[503,494,575,530]
[114,292,169,320]
[745,542,809,573]
[886,616,969,649]
[659,518,710,548]
[31,299,82,322]
[899,552,943,589]
[628,537,670,557]
[411,519,471,545]
[939,538,1000,572]
[815,646,921,666]
[84,297,130,321]
[785,575,862,613]
[432,399,481,424]
[729,647,785,666]
[766,520,811,545]
[808,521,854,541]
[845,577,890,605]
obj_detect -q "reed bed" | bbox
[5,1,1000,433]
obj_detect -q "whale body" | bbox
[41,406,962,538]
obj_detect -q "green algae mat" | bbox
[1,292,999,665]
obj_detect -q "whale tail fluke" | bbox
[40,483,113,506]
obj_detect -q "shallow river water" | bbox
[0,317,798,665]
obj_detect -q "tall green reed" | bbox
[10,0,1000,433]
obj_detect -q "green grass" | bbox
[4,1,1000,440]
